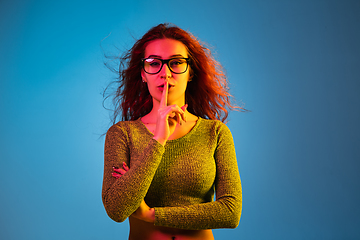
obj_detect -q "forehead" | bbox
[144,38,188,58]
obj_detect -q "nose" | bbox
[160,62,172,79]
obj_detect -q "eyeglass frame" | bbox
[141,57,191,75]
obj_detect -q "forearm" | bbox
[102,136,165,222]
[153,195,242,230]
[102,170,155,222]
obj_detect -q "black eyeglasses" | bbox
[142,57,190,74]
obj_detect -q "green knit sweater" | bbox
[102,117,242,230]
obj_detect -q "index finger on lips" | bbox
[160,81,168,108]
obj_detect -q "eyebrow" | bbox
[146,54,186,59]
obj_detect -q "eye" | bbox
[145,58,161,67]
[170,59,186,66]
[149,61,160,67]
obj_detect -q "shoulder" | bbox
[198,118,232,134]
[106,119,144,138]
[108,119,142,131]
[190,118,233,142]
[106,119,153,145]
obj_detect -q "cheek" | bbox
[179,74,190,88]
[144,76,160,98]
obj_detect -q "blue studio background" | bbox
[1,0,359,239]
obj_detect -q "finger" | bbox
[111,172,121,179]
[180,104,188,122]
[165,105,185,121]
[113,167,126,175]
[123,162,129,171]
[160,81,168,108]
[176,112,181,125]
[181,104,188,112]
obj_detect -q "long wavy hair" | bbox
[104,23,242,124]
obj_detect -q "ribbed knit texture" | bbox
[102,117,242,230]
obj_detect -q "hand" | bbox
[112,162,129,179]
[131,199,155,223]
[153,81,187,145]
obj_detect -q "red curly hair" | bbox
[106,23,241,123]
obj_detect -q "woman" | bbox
[102,23,242,240]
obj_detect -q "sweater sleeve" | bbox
[102,123,165,222]
[154,123,242,230]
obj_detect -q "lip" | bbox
[158,84,174,91]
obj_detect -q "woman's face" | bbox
[141,38,190,107]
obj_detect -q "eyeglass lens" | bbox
[143,58,188,74]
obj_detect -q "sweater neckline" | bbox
[136,117,202,143]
